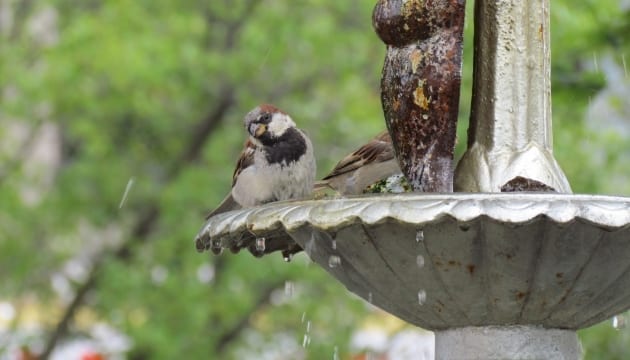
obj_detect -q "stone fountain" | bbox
[196,0,630,358]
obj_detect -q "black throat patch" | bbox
[262,127,307,166]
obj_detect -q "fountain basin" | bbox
[195,193,630,330]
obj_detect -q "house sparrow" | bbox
[278,131,400,258]
[207,104,316,218]
[314,131,401,195]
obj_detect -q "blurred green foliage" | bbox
[1,0,629,359]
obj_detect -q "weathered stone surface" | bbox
[374,0,465,191]
[436,326,581,360]
[454,0,571,193]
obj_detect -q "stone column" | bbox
[454,0,572,193]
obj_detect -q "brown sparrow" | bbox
[314,131,401,195]
[207,104,316,218]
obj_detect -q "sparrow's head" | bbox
[244,104,296,145]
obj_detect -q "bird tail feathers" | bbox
[206,193,241,219]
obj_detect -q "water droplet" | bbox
[593,51,599,72]
[416,230,424,243]
[623,54,628,78]
[302,320,312,347]
[301,312,306,323]
[333,346,339,360]
[255,237,266,252]
[416,254,425,268]
[459,224,470,232]
[368,292,373,303]
[210,238,223,255]
[285,281,294,298]
[417,289,427,305]
[118,177,135,209]
[328,255,341,268]
[612,314,627,330]
[332,240,337,250]
[284,254,293,262]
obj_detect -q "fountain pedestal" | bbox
[436,326,581,359]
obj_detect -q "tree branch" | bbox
[39,260,101,359]
[168,86,235,176]
[40,1,262,355]
[223,0,262,49]
[40,86,235,359]
[9,0,34,41]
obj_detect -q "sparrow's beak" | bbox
[249,123,267,138]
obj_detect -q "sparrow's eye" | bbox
[259,113,271,123]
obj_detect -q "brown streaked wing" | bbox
[322,131,394,180]
[232,139,256,186]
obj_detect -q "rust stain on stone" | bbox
[373,0,465,192]
[466,264,476,275]
[410,49,423,73]
[392,98,401,112]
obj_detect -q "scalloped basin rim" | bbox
[198,193,630,237]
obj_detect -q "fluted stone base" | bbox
[435,326,581,360]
